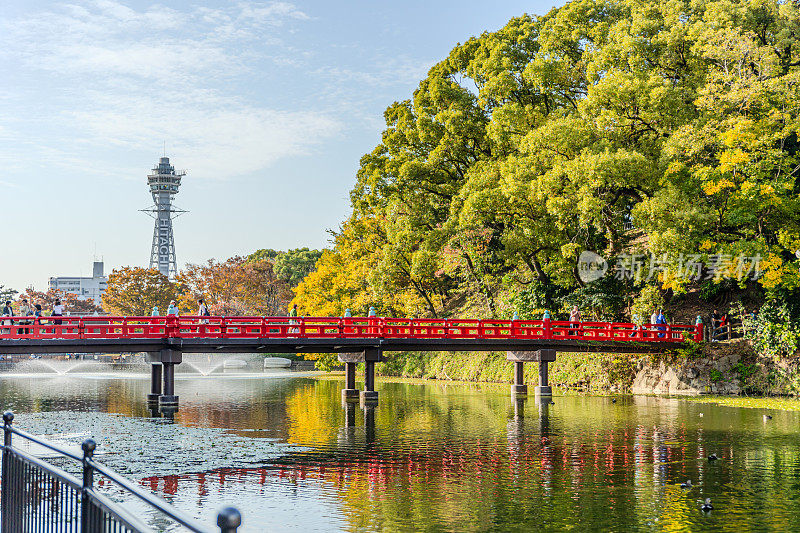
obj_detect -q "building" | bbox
[48,261,107,305]
[142,156,186,279]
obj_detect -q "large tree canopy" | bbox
[294,0,800,319]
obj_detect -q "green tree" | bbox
[273,248,324,286]
[296,0,800,325]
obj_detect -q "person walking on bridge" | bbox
[656,309,667,338]
[19,298,32,335]
[288,303,300,334]
[52,298,64,327]
[198,298,210,325]
[1,300,12,334]
[569,306,581,336]
[650,309,658,338]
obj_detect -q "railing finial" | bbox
[81,438,96,456]
[217,507,242,532]
[3,410,13,447]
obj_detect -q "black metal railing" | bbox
[1,412,242,532]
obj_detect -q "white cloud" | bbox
[65,91,340,179]
[0,1,334,180]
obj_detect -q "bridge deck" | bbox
[0,316,699,355]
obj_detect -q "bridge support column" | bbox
[339,349,381,404]
[360,348,380,404]
[145,349,181,406]
[512,361,527,396]
[147,363,162,404]
[507,349,555,398]
[536,361,552,397]
[361,361,378,403]
[159,362,179,406]
[341,362,360,402]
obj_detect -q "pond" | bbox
[2,369,799,532]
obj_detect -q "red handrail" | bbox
[0,316,698,343]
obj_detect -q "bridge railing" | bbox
[548,321,696,342]
[1,412,242,533]
[0,315,701,343]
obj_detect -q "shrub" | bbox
[746,301,800,360]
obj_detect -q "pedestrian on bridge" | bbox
[198,298,210,324]
[1,300,12,334]
[52,299,64,326]
[289,303,299,334]
[650,309,658,337]
[18,299,32,335]
[569,306,581,335]
[656,309,667,338]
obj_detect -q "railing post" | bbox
[694,316,703,342]
[81,438,96,533]
[217,507,242,533]
[166,314,178,338]
[2,411,13,531]
[3,410,12,448]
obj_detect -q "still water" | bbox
[2,370,800,532]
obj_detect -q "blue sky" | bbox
[0,0,562,291]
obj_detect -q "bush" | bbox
[630,284,664,325]
[746,300,800,360]
[509,279,565,319]
[560,276,629,321]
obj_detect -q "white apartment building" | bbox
[48,261,107,305]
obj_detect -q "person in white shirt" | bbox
[650,310,658,337]
[198,298,209,324]
[569,305,581,335]
[52,299,64,326]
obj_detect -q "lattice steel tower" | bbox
[142,157,186,279]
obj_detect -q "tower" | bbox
[142,157,186,279]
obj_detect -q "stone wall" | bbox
[632,352,744,396]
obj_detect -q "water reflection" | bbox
[4,375,800,531]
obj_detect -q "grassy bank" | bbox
[374,342,800,397]
[377,350,640,392]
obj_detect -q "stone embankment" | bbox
[632,353,744,396]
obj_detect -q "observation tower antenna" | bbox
[140,156,187,279]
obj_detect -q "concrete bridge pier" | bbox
[536,360,552,397]
[507,349,556,398]
[361,359,378,404]
[147,362,162,404]
[161,362,178,406]
[341,362,360,402]
[338,348,383,404]
[512,362,527,395]
[146,349,181,407]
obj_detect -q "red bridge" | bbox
[0,315,700,407]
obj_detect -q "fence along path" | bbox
[1,412,242,533]
[0,315,702,343]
